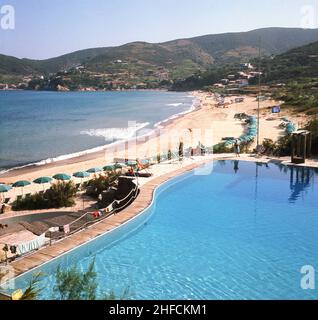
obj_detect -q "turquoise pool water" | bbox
[12,161,318,300]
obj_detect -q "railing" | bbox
[0,176,140,265]
[68,183,139,236]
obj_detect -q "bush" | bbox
[213,143,233,154]
[12,181,78,211]
[261,135,292,157]
[85,173,119,199]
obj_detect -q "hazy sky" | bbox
[0,0,317,60]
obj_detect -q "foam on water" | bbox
[0,91,195,173]
[80,122,150,141]
[166,103,183,107]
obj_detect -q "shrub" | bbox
[47,181,78,208]
[12,181,77,211]
[85,173,119,199]
[213,143,233,154]
[261,135,292,157]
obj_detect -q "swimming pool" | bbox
[12,160,318,300]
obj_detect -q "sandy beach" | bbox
[0,91,302,198]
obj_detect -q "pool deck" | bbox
[6,153,318,279]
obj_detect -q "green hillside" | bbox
[261,41,318,82]
[2,27,318,89]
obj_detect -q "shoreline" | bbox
[0,90,295,185]
[0,91,200,180]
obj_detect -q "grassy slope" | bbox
[2,28,318,82]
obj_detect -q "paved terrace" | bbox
[6,153,318,279]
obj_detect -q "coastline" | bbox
[0,91,200,180]
[0,90,294,185]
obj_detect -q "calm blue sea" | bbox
[12,161,318,300]
[0,90,195,172]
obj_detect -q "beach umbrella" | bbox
[73,171,90,179]
[73,171,90,184]
[12,180,31,196]
[103,165,116,172]
[114,163,127,169]
[0,184,12,202]
[0,184,12,193]
[53,173,71,181]
[87,167,103,174]
[33,177,53,184]
[33,176,53,191]
[12,180,31,188]
[140,159,149,165]
[126,160,137,167]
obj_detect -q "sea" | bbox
[0,90,197,174]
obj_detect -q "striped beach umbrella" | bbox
[53,173,71,181]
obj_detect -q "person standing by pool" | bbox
[234,139,241,157]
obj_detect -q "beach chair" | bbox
[4,197,10,204]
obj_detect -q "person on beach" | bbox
[234,139,241,157]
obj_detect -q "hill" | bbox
[260,41,318,82]
[2,27,318,89]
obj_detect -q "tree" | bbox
[54,259,98,300]
[20,272,43,300]
[53,259,130,300]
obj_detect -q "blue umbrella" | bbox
[12,180,31,196]
[126,160,137,167]
[33,176,53,191]
[0,184,12,193]
[33,177,53,184]
[12,180,31,188]
[53,173,71,181]
[73,171,90,178]
[87,167,103,173]
[103,165,116,172]
[114,163,127,169]
[0,184,12,201]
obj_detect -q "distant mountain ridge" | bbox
[2,27,318,88]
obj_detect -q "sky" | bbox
[0,0,317,60]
